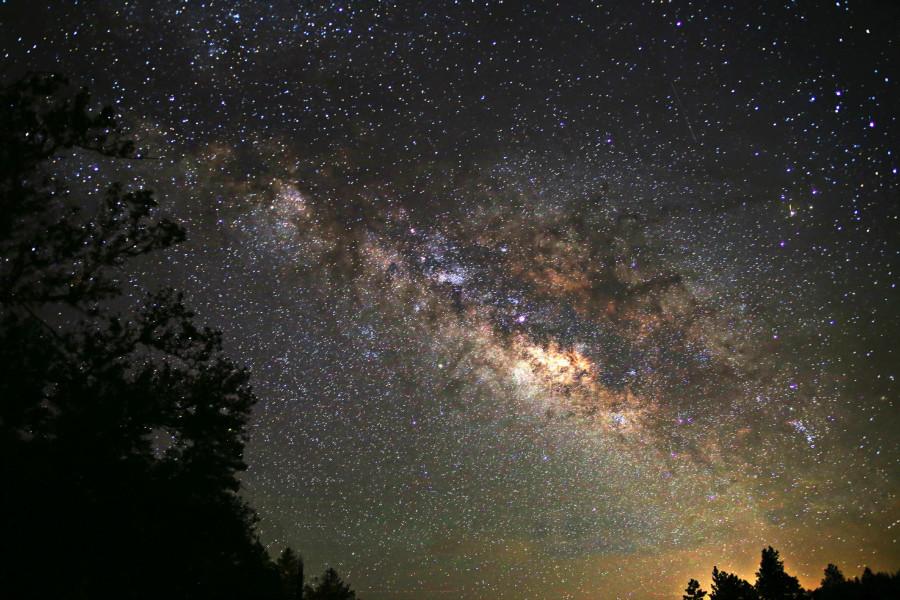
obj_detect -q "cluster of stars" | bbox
[2,1,896,598]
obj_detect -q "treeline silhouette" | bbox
[683,546,900,600]
[0,73,359,599]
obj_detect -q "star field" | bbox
[1,1,897,598]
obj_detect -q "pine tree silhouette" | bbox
[820,564,844,589]
[304,567,359,600]
[683,578,708,600]
[710,566,758,600]
[278,547,306,600]
[695,548,899,600]
[754,546,803,600]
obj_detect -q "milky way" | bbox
[2,1,897,598]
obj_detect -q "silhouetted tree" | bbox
[810,564,900,600]
[755,546,803,600]
[710,566,758,600]
[0,73,280,599]
[821,564,844,589]
[695,548,900,600]
[304,567,358,600]
[278,547,306,600]
[810,563,847,600]
[857,567,900,599]
[684,578,708,600]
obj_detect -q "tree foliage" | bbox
[710,566,758,600]
[278,547,306,600]
[755,546,803,600]
[0,73,279,599]
[305,568,359,600]
[687,548,899,600]
[810,565,900,600]
[0,73,183,307]
[684,578,708,600]
[820,564,845,589]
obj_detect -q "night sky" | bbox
[2,1,898,598]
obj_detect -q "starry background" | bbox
[2,1,898,598]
